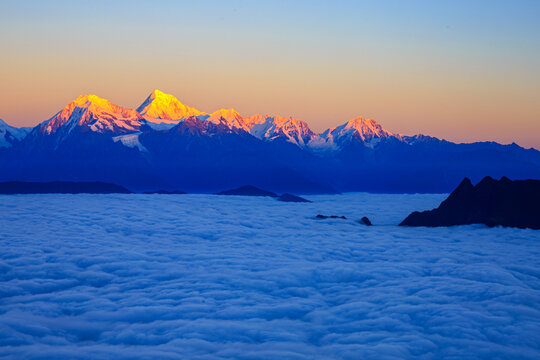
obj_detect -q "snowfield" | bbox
[0,193,539,359]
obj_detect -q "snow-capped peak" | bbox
[0,119,32,148]
[71,94,112,109]
[206,108,250,131]
[313,116,395,149]
[209,108,242,121]
[337,116,393,140]
[40,94,143,135]
[137,89,204,123]
[150,89,165,98]
[248,115,316,146]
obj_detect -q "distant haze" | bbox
[0,0,539,148]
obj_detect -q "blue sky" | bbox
[1,0,539,147]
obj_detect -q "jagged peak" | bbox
[246,114,309,127]
[137,90,203,121]
[273,115,300,124]
[206,108,248,131]
[60,94,138,115]
[247,114,316,146]
[150,89,166,99]
[243,114,271,128]
[57,94,138,119]
[309,116,397,150]
[270,116,314,136]
[343,116,386,132]
[210,108,242,119]
[245,114,268,122]
[70,94,111,108]
[477,176,498,188]
[330,116,393,139]
[458,177,474,188]
[444,177,475,204]
[145,89,179,103]
[39,94,142,135]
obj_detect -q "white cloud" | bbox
[0,193,539,359]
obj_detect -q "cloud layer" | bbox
[1,193,539,359]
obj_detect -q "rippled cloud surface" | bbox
[1,193,539,359]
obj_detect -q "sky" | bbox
[0,0,539,148]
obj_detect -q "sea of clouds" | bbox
[0,193,539,359]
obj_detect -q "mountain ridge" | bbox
[0,119,31,148]
[4,90,539,151]
[1,90,425,149]
[137,89,204,123]
[38,94,143,136]
[1,90,539,194]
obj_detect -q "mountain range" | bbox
[1,90,539,193]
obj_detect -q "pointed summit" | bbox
[71,94,111,108]
[210,108,241,120]
[316,116,395,149]
[248,115,316,146]
[337,116,393,141]
[150,89,165,98]
[137,90,204,123]
[40,94,142,135]
[207,108,249,131]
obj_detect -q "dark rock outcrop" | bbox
[316,214,347,220]
[360,217,372,226]
[277,193,311,203]
[0,181,132,194]
[216,185,277,197]
[400,176,540,229]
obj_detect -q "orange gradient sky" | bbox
[0,0,539,148]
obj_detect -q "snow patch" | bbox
[0,119,32,147]
[113,132,147,152]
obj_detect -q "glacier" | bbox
[0,193,539,359]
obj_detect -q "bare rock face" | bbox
[360,217,372,226]
[400,176,540,229]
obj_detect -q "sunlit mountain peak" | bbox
[247,114,316,146]
[137,90,204,122]
[150,89,166,98]
[210,108,241,119]
[71,94,112,108]
[61,94,140,119]
[335,116,393,140]
[41,94,142,135]
[207,108,247,130]
[312,116,396,149]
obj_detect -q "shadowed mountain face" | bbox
[0,119,31,148]
[277,193,312,203]
[1,91,539,193]
[400,176,540,229]
[216,185,278,197]
[138,117,330,193]
[0,181,132,194]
